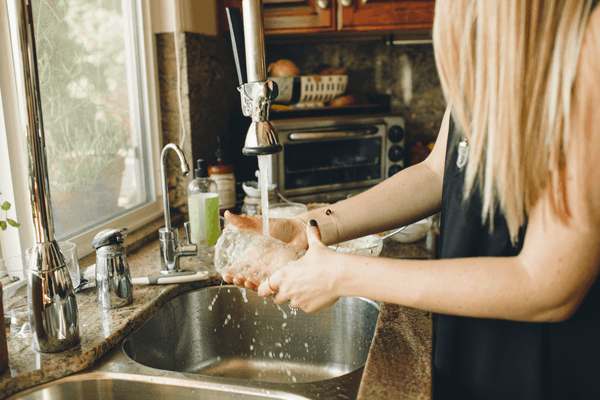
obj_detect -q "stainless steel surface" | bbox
[123,286,378,390]
[242,0,266,83]
[288,126,379,141]
[8,372,308,400]
[93,228,133,309]
[6,0,79,353]
[159,144,197,273]
[234,0,281,156]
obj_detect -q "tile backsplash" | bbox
[155,33,446,209]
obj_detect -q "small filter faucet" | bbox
[93,228,134,309]
[227,2,282,156]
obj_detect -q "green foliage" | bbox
[0,200,19,231]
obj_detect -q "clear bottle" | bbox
[209,136,236,215]
[188,159,220,263]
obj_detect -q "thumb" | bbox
[225,210,257,231]
[307,219,325,248]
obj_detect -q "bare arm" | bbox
[294,106,452,246]
[260,10,600,322]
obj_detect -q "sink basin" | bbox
[123,285,379,385]
[8,372,307,400]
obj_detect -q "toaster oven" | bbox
[268,114,406,204]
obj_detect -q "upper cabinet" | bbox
[339,0,435,32]
[219,0,336,35]
[219,0,435,36]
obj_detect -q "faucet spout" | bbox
[159,144,197,273]
[7,0,79,352]
[161,143,189,232]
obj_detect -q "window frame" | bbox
[0,0,165,260]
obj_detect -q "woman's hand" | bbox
[224,211,308,249]
[221,211,308,289]
[257,220,347,313]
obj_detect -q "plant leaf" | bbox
[7,219,20,228]
[1,201,10,211]
[0,221,6,231]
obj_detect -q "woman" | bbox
[223,1,600,398]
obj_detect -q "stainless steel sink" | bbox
[8,372,307,400]
[123,285,379,396]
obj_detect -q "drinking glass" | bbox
[1,254,31,338]
[26,241,80,288]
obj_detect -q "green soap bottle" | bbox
[188,159,220,263]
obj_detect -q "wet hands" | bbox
[223,211,308,249]
[219,212,308,290]
[257,220,345,314]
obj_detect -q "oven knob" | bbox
[388,164,403,177]
[388,145,404,162]
[388,125,405,143]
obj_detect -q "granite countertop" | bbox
[0,220,434,399]
[357,239,434,400]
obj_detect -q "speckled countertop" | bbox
[0,218,434,399]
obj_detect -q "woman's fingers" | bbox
[224,210,260,231]
[306,219,324,247]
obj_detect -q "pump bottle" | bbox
[188,159,220,262]
[209,136,236,214]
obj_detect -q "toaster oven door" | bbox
[277,125,385,198]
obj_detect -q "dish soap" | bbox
[209,136,236,214]
[188,159,220,262]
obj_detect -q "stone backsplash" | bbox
[154,33,446,209]
[265,40,446,147]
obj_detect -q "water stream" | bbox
[258,155,270,237]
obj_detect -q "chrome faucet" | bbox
[227,1,282,156]
[159,144,197,273]
[6,0,79,352]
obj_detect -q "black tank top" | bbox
[435,119,600,399]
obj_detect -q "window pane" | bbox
[32,0,150,238]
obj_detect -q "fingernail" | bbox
[309,219,318,227]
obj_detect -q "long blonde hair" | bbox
[433,0,593,243]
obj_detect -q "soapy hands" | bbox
[257,220,345,314]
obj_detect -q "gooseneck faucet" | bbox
[159,144,197,273]
[227,1,282,156]
[6,0,79,352]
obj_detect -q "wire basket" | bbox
[270,75,348,107]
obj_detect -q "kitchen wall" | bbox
[266,40,446,147]
[154,32,446,209]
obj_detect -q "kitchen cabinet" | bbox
[219,0,434,36]
[219,0,336,35]
[339,0,435,32]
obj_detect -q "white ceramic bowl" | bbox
[267,202,308,218]
[330,234,383,257]
[390,217,432,243]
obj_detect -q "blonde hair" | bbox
[433,0,593,243]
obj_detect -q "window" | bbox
[0,0,163,260]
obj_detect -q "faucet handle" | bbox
[184,222,193,246]
[92,228,128,249]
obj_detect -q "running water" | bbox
[258,155,270,237]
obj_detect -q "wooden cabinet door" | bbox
[220,0,335,35]
[338,0,435,32]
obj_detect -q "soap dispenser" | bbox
[188,159,220,263]
[92,228,134,309]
